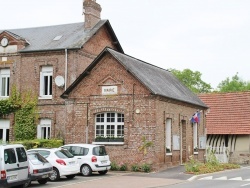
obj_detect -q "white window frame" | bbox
[37,119,51,139]
[166,118,172,155]
[95,112,124,138]
[0,119,10,143]
[193,122,198,153]
[39,66,53,99]
[0,69,10,98]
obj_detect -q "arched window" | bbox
[95,112,124,137]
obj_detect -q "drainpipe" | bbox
[64,49,68,91]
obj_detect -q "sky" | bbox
[1,0,250,89]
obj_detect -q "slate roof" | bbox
[62,47,207,108]
[0,20,123,53]
[199,92,250,134]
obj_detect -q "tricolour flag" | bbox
[190,111,200,123]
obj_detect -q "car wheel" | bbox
[23,179,31,187]
[98,170,108,175]
[81,165,92,176]
[49,167,60,181]
[37,178,48,184]
[66,175,75,179]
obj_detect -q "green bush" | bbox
[110,162,119,171]
[12,139,63,150]
[141,163,151,173]
[119,164,127,171]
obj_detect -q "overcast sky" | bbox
[1,0,250,89]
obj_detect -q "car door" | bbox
[70,146,88,165]
[15,147,29,181]
[4,147,19,183]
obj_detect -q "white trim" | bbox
[0,68,10,97]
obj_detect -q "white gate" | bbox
[206,146,229,163]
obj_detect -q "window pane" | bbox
[6,77,9,96]
[96,114,104,122]
[44,76,48,95]
[16,147,27,162]
[106,125,115,137]
[107,113,115,122]
[117,125,124,137]
[96,125,104,136]
[117,113,124,122]
[1,77,6,96]
[0,129,3,140]
[4,149,16,164]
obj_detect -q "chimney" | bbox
[83,0,102,30]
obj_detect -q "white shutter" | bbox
[40,72,44,96]
[37,125,41,139]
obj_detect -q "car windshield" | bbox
[92,146,107,156]
[28,153,48,165]
[55,149,74,158]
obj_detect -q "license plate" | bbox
[42,174,48,178]
[7,175,18,181]
[101,160,107,164]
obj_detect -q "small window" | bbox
[70,146,89,156]
[40,66,53,99]
[37,119,51,139]
[0,69,10,98]
[92,146,107,156]
[4,149,16,164]
[16,147,27,162]
[55,149,74,159]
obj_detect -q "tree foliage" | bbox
[217,73,250,92]
[170,68,212,93]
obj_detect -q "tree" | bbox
[170,68,212,93]
[217,73,250,92]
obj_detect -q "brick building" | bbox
[0,0,208,169]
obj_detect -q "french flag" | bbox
[191,111,200,123]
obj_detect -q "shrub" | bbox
[12,139,63,150]
[141,163,151,173]
[119,164,127,171]
[131,164,140,172]
[111,162,119,171]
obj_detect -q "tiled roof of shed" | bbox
[62,48,207,108]
[0,20,123,53]
[199,92,250,134]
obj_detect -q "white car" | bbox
[27,148,79,181]
[61,144,111,176]
[26,152,53,186]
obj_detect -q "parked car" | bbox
[0,144,30,188]
[26,152,53,186]
[27,148,79,181]
[61,144,111,176]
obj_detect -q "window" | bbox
[0,69,10,98]
[16,147,27,162]
[95,112,124,138]
[4,148,16,164]
[193,122,198,152]
[37,119,51,139]
[0,119,10,143]
[40,66,53,99]
[166,119,172,153]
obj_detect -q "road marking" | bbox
[241,182,250,187]
[199,176,213,180]
[188,176,197,181]
[214,176,227,180]
[229,177,242,181]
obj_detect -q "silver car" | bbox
[26,152,53,186]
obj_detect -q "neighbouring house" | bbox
[61,47,208,170]
[0,0,208,170]
[199,91,250,164]
[0,0,122,141]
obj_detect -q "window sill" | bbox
[92,142,124,145]
[39,96,52,100]
[166,153,172,156]
[194,152,198,155]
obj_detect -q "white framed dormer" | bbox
[37,119,51,139]
[39,66,53,99]
[0,69,10,99]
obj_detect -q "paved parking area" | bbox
[29,166,191,188]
